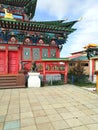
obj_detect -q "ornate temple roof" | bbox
[0,0,78,46]
[0,0,37,19]
[0,17,78,46]
[0,18,77,35]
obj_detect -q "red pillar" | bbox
[64,62,68,83]
[57,48,60,58]
[18,45,22,72]
[6,45,8,74]
[92,59,95,81]
[43,62,46,85]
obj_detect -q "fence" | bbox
[68,74,90,85]
[40,74,65,86]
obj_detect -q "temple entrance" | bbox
[8,51,19,74]
[0,51,6,74]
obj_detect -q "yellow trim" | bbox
[84,43,98,49]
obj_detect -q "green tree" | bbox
[69,61,84,76]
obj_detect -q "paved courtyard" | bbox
[0,84,98,130]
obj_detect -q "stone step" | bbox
[0,85,25,89]
[0,74,25,89]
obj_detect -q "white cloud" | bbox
[64,2,98,55]
[36,0,98,57]
[37,0,69,19]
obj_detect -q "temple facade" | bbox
[0,0,78,88]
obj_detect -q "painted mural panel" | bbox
[42,48,48,58]
[23,48,31,60]
[33,48,40,60]
[50,49,56,58]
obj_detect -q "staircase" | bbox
[0,74,25,89]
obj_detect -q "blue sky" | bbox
[33,0,98,57]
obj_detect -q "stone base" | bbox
[28,72,41,87]
[16,74,25,86]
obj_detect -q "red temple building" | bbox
[0,0,78,88]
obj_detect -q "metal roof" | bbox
[71,55,88,61]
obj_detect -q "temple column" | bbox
[6,45,8,74]
[89,59,96,83]
[64,62,68,83]
[43,62,46,85]
[92,59,96,83]
[89,59,93,82]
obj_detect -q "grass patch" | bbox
[68,75,96,88]
[73,82,96,87]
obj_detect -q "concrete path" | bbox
[0,84,98,130]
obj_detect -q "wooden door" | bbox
[0,51,6,74]
[8,51,18,74]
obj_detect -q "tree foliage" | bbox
[69,61,85,76]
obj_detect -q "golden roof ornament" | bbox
[4,8,14,19]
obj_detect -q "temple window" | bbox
[32,48,40,60]
[23,48,31,60]
[50,49,56,58]
[42,49,48,58]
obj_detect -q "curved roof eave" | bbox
[24,0,37,19]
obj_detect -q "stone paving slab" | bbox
[0,84,98,130]
[3,120,20,130]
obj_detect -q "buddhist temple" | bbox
[0,0,78,88]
